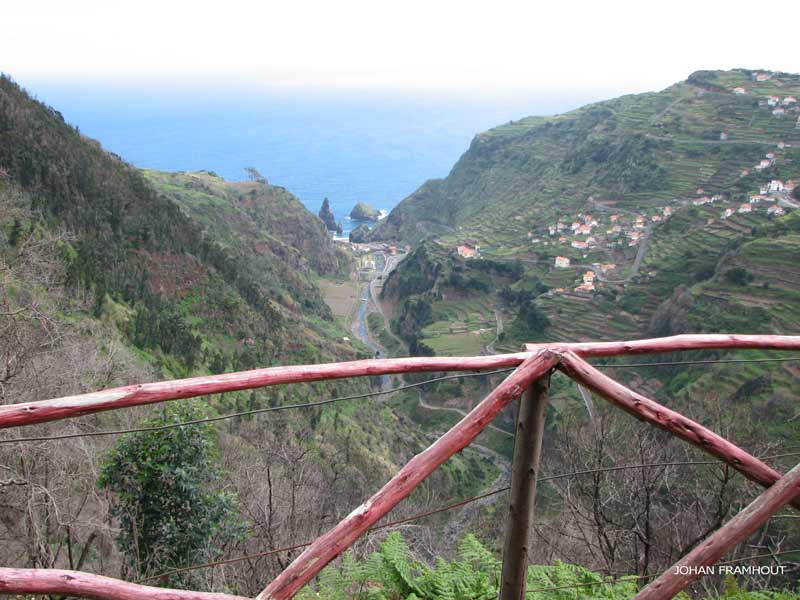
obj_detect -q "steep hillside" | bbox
[378,69,800,444]
[372,68,799,246]
[0,74,355,372]
[144,169,347,317]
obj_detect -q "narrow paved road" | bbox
[416,389,513,438]
[485,309,503,355]
[598,222,654,283]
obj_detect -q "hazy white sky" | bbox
[3,0,799,97]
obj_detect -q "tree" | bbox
[244,166,266,184]
[98,404,242,585]
[518,300,550,332]
[8,217,21,246]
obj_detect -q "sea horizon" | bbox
[21,80,597,233]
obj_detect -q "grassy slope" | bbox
[375,69,800,442]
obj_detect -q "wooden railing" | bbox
[1,334,798,600]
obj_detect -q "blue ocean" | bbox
[27,82,591,234]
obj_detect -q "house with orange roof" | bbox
[738,203,752,214]
[457,244,477,258]
[555,256,571,268]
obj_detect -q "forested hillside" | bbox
[0,75,498,592]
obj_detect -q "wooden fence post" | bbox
[499,371,551,600]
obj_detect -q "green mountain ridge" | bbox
[377,69,800,443]
[370,68,800,244]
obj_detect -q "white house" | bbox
[769,180,786,192]
[783,97,797,105]
[722,208,734,219]
[555,256,571,268]
[733,87,746,94]
[738,203,752,213]
[773,107,786,117]
[767,204,786,216]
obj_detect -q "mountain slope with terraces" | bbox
[376,69,800,443]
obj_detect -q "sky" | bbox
[3,0,800,98]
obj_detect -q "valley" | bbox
[2,67,799,599]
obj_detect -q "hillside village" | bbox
[448,72,800,297]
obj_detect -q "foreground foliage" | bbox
[298,533,797,599]
[98,404,242,584]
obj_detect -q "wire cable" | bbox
[136,452,800,583]
[5,354,799,445]
[595,356,800,369]
[0,368,515,445]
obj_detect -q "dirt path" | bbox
[415,389,513,439]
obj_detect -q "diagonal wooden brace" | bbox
[257,350,561,600]
[634,461,800,599]
[558,350,800,511]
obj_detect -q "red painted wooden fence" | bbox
[0,334,798,600]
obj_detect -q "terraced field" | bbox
[377,69,800,443]
[421,298,496,356]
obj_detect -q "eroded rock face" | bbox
[349,223,371,243]
[319,197,338,231]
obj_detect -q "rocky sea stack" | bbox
[318,197,338,231]
[350,201,379,221]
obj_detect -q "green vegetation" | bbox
[98,404,242,584]
[373,68,799,445]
